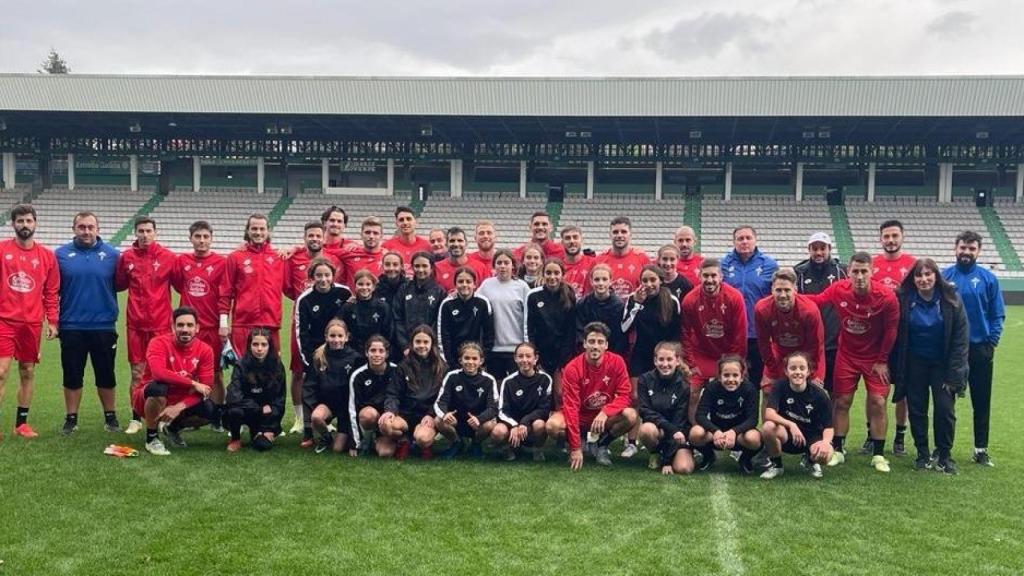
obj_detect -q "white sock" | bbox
[975,447,987,454]
[293,404,303,422]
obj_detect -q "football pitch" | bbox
[1,304,1022,576]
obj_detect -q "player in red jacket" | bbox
[0,204,60,438]
[382,206,430,277]
[172,220,227,429]
[680,258,748,422]
[513,212,565,262]
[754,269,826,391]
[467,220,497,278]
[595,216,651,299]
[132,307,215,456]
[435,227,489,293]
[338,216,386,289]
[805,252,899,473]
[116,216,177,434]
[218,213,287,361]
[546,321,638,470]
[674,225,704,287]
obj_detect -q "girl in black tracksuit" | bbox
[393,252,448,355]
[494,342,552,460]
[690,355,762,472]
[376,252,408,309]
[622,265,681,378]
[225,328,287,452]
[574,263,628,357]
[526,260,577,377]
[295,260,351,373]
[339,269,395,355]
[434,342,499,457]
[305,318,363,451]
[348,336,399,456]
[437,267,494,367]
[379,324,448,458]
[636,342,693,474]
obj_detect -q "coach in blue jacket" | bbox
[721,225,778,386]
[56,211,121,435]
[942,230,1005,467]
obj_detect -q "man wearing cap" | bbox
[794,232,847,394]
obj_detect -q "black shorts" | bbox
[781,435,822,455]
[59,329,118,390]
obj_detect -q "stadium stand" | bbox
[846,197,1003,271]
[126,187,280,253]
[559,193,686,257]
[30,185,153,249]
[700,195,835,266]
[1,184,29,213]
[273,190,402,244]
[416,192,548,245]
[994,198,1024,276]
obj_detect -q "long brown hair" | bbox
[900,257,960,307]
[641,265,676,326]
[542,259,576,311]
[399,324,448,390]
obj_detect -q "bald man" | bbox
[674,226,704,287]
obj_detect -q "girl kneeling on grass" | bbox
[348,336,399,457]
[636,342,694,475]
[761,351,834,480]
[225,328,286,452]
[378,325,448,460]
[434,341,499,458]
[492,342,552,462]
[689,354,762,474]
[306,319,363,453]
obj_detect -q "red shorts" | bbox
[288,316,303,373]
[197,327,224,382]
[130,383,145,417]
[127,328,169,364]
[688,356,718,390]
[228,326,280,362]
[833,353,889,397]
[0,320,42,363]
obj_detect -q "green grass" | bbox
[2,304,1023,575]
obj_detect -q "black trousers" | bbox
[486,351,516,382]
[967,343,995,449]
[226,400,283,440]
[59,329,118,390]
[905,353,957,457]
[822,348,838,395]
[746,338,764,387]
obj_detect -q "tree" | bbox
[38,49,70,74]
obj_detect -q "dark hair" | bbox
[542,259,576,312]
[188,220,212,236]
[307,257,336,280]
[10,204,36,222]
[410,251,437,279]
[717,353,747,376]
[514,341,539,357]
[701,257,721,270]
[303,221,325,233]
[849,251,871,266]
[901,257,960,306]
[453,266,478,284]
[783,350,814,374]
[245,327,279,362]
[610,216,632,229]
[446,226,466,241]
[640,265,676,327]
[955,230,983,249]
[321,205,349,226]
[365,334,391,354]
[530,211,551,223]
[879,219,904,233]
[400,325,447,389]
[732,225,756,238]
[772,268,798,285]
[133,216,156,231]
[491,248,517,270]
[243,213,269,242]
[394,206,415,218]
[172,306,198,323]
[381,251,404,268]
[583,321,611,340]
[560,225,581,238]
[72,211,98,226]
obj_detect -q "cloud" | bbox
[925,10,977,39]
[643,12,773,62]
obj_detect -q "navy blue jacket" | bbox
[56,237,120,331]
[721,248,778,338]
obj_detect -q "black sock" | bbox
[833,435,846,452]
[872,439,885,456]
[214,404,226,424]
[103,410,117,424]
[865,422,871,438]
[597,433,614,447]
[895,425,907,442]
[15,406,29,426]
[771,456,783,467]
[132,410,141,421]
[146,428,158,442]
[303,426,314,441]
[65,413,79,424]
[229,424,242,441]
[624,437,636,447]
[739,447,758,461]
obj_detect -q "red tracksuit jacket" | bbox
[172,251,226,329]
[285,250,341,301]
[140,333,215,408]
[560,351,633,451]
[754,293,826,381]
[806,279,899,364]
[0,239,60,326]
[116,241,176,332]
[218,242,287,328]
[680,283,748,372]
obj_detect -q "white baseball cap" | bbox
[807,232,832,246]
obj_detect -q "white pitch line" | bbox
[710,475,745,576]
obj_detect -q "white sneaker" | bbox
[124,419,144,435]
[620,442,639,459]
[594,445,613,466]
[760,464,784,479]
[809,463,824,479]
[827,451,846,467]
[870,454,891,473]
[288,420,304,435]
[145,438,171,456]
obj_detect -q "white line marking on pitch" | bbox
[710,475,745,576]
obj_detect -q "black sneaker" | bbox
[936,457,959,475]
[892,438,907,457]
[972,451,994,467]
[314,432,334,454]
[738,454,754,474]
[913,452,933,471]
[61,417,78,436]
[104,417,123,433]
[163,426,187,448]
[858,438,873,455]
[751,448,770,469]
[698,449,717,472]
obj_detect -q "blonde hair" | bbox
[313,318,349,372]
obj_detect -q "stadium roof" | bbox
[3,74,1024,117]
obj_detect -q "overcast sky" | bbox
[1,0,1020,77]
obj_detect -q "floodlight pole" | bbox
[67,153,75,191]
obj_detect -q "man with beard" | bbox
[721,225,778,391]
[754,269,826,393]
[435,227,488,293]
[283,221,341,434]
[56,212,121,435]
[383,207,431,276]
[0,205,59,438]
[595,216,650,299]
[338,217,387,289]
[513,212,565,261]
[943,230,1005,467]
[467,220,497,277]
[320,205,352,255]
[132,307,215,456]
[116,217,177,434]
[871,219,915,456]
[560,225,594,299]
[674,226,704,287]
[794,233,847,394]
[172,221,227,431]
[806,252,899,473]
